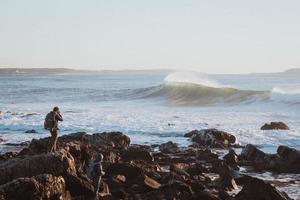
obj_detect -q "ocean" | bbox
[0,71,300,152]
[1,71,300,198]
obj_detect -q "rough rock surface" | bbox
[0,131,295,200]
[235,177,290,200]
[0,174,71,200]
[239,144,300,173]
[184,129,236,148]
[261,122,290,130]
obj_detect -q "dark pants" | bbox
[49,129,58,152]
[92,176,101,200]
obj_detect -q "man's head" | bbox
[53,106,59,112]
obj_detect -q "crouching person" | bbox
[87,154,105,200]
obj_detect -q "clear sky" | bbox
[0,0,299,73]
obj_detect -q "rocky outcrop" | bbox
[29,131,130,154]
[0,149,76,185]
[25,129,37,133]
[159,141,179,153]
[0,131,295,200]
[261,122,289,130]
[184,129,236,149]
[0,174,71,200]
[239,144,300,173]
[235,177,290,200]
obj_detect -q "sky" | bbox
[0,0,299,74]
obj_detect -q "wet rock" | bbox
[0,174,71,200]
[213,162,238,190]
[145,181,194,200]
[235,177,290,200]
[106,163,145,181]
[29,131,131,154]
[239,144,266,163]
[17,147,33,156]
[185,129,236,149]
[25,129,37,133]
[122,148,153,162]
[261,122,289,130]
[159,141,179,153]
[274,145,300,173]
[0,149,76,185]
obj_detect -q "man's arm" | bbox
[55,113,63,121]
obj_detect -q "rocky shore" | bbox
[0,128,299,200]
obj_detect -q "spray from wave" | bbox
[129,71,270,106]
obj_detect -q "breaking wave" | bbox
[128,72,270,106]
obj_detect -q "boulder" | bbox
[0,174,71,200]
[25,129,37,133]
[159,141,179,153]
[274,145,300,173]
[29,131,131,154]
[235,177,290,200]
[261,122,289,130]
[239,144,266,163]
[122,148,153,162]
[0,149,76,185]
[185,129,236,149]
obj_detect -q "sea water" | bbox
[0,71,300,198]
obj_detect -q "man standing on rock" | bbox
[87,154,105,200]
[44,106,63,152]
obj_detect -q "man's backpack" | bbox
[44,112,54,129]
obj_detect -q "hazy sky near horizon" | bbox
[0,0,299,73]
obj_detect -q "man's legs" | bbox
[49,129,58,153]
[93,176,101,200]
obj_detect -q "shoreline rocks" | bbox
[184,129,237,149]
[0,131,296,200]
[261,122,290,130]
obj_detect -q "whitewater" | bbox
[0,71,300,153]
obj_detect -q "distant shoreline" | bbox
[0,67,299,75]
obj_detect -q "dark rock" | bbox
[25,129,37,133]
[122,148,153,162]
[159,141,179,153]
[274,145,300,173]
[0,149,77,185]
[239,144,266,163]
[0,174,71,200]
[261,122,289,130]
[213,162,237,190]
[29,131,131,154]
[235,177,290,200]
[106,163,145,181]
[185,129,236,149]
[17,148,33,156]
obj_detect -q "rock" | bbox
[29,131,131,154]
[106,163,145,181]
[17,148,33,156]
[159,141,179,153]
[122,148,153,162]
[145,181,194,200]
[274,145,300,173]
[185,129,236,149]
[0,149,76,185]
[25,129,37,133]
[0,174,71,200]
[239,144,266,163]
[261,122,289,130]
[213,162,238,190]
[184,130,199,138]
[235,177,290,200]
